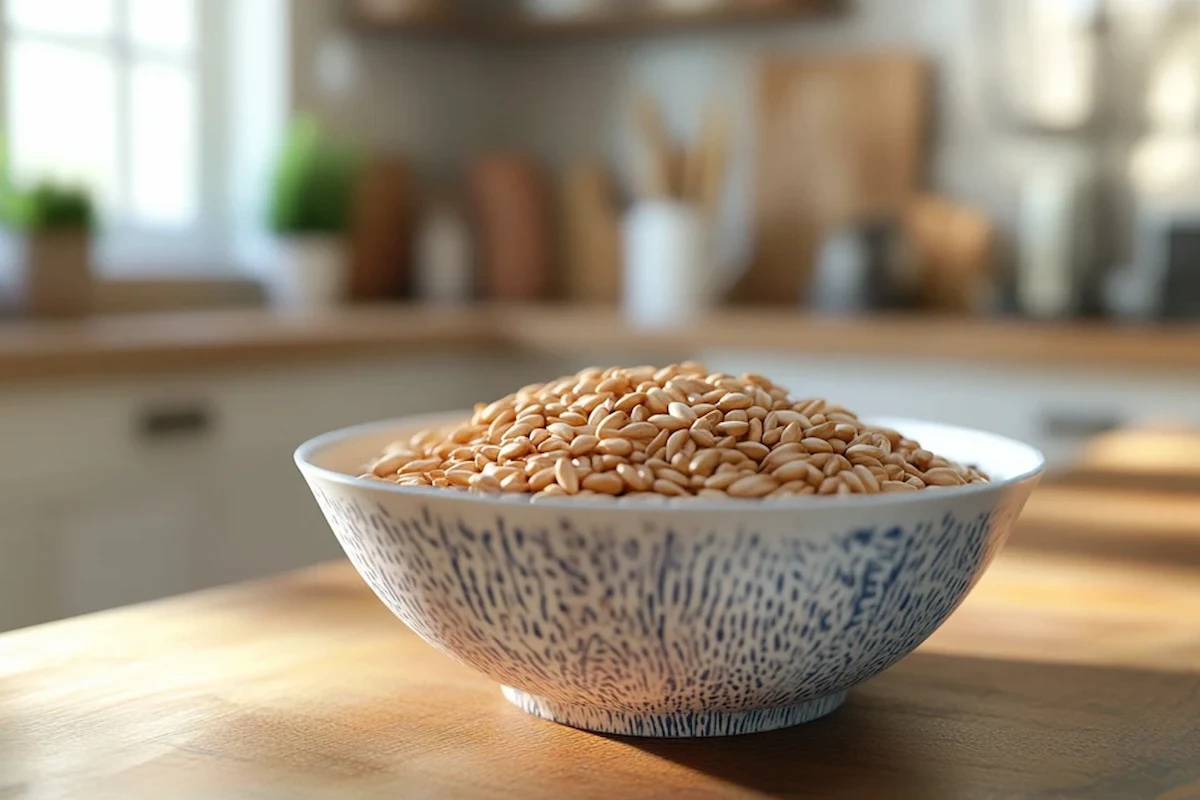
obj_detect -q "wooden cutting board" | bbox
[735,53,929,306]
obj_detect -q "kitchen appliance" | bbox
[1014,162,1098,319]
[1124,197,1200,319]
[810,218,914,313]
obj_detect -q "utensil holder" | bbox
[622,200,714,327]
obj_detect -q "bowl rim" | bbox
[294,413,1046,512]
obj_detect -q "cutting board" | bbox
[561,163,621,305]
[735,53,929,305]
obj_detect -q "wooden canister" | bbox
[347,157,413,301]
[561,162,621,305]
[469,155,553,301]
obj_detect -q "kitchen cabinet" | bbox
[0,500,55,632]
[0,458,212,632]
[0,351,573,633]
[48,462,214,619]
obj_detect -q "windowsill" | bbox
[0,271,266,318]
[0,230,274,315]
[92,274,266,314]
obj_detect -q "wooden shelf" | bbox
[351,2,837,42]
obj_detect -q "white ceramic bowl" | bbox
[296,414,1044,738]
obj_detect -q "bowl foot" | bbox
[501,686,847,738]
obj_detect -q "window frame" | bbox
[0,0,235,275]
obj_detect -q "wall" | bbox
[290,0,1185,286]
[289,0,499,182]
[499,0,985,286]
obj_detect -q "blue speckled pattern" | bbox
[503,686,849,737]
[308,485,1015,737]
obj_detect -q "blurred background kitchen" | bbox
[1,0,1199,633]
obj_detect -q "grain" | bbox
[620,422,659,440]
[717,393,753,412]
[370,452,416,477]
[653,478,689,496]
[689,425,717,448]
[554,459,580,495]
[569,435,599,457]
[364,365,989,499]
[546,422,576,441]
[617,463,651,492]
[529,468,557,492]
[662,429,688,462]
[689,449,722,477]
[668,402,698,423]
[716,420,750,437]
[728,474,779,498]
[582,472,624,496]
[596,438,634,457]
[649,414,690,432]
[737,442,771,461]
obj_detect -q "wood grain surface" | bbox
[2,455,1198,799]
[5,305,1200,384]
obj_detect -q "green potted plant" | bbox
[5,179,97,318]
[266,116,360,310]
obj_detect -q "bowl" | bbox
[296,414,1044,738]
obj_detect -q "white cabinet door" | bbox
[204,445,343,588]
[194,353,577,588]
[41,456,216,618]
[0,496,58,632]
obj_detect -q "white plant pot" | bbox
[622,201,714,328]
[268,236,348,311]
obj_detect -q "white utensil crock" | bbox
[622,201,714,328]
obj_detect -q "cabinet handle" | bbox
[1040,411,1124,440]
[137,404,215,440]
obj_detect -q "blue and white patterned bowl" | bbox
[296,414,1043,738]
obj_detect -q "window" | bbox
[2,0,226,271]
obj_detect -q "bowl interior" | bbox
[299,413,1044,486]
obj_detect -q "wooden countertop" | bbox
[2,430,1199,799]
[3,305,1200,383]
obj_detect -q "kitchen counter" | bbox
[4,305,1200,383]
[2,428,1198,799]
